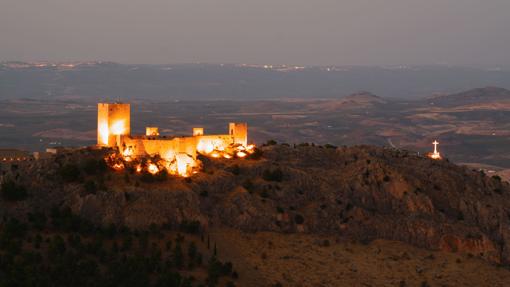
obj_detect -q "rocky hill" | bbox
[2,143,510,286]
[3,144,510,265]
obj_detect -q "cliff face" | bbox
[3,144,510,265]
[195,145,510,265]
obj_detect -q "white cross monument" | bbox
[430,140,442,159]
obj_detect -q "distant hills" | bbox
[307,91,387,111]
[428,87,510,108]
[2,62,510,101]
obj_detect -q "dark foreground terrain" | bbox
[2,144,510,286]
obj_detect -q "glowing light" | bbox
[99,122,109,145]
[122,146,134,161]
[211,152,220,158]
[111,120,126,135]
[223,154,232,159]
[162,150,176,161]
[197,140,215,154]
[246,144,255,152]
[236,151,247,158]
[176,153,195,177]
[429,140,442,160]
[112,163,124,170]
[135,164,142,173]
[148,163,159,174]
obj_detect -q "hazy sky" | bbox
[1,0,510,66]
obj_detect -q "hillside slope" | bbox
[2,144,510,269]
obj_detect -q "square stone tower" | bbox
[229,122,248,146]
[193,127,204,136]
[97,103,131,147]
[146,127,160,136]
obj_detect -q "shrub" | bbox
[187,242,197,261]
[2,218,27,239]
[247,148,263,160]
[28,212,47,230]
[324,144,337,149]
[82,158,107,175]
[242,179,254,192]
[265,139,277,146]
[59,164,81,182]
[262,168,283,182]
[180,220,201,234]
[492,175,502,182]
[228,165,241,175]
[294,214,305,225]
[173,241,184,268]
[84,180,97,193]
[140,171,167,183]
[1,179,27,201]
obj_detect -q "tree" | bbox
[294,214,305,225]
[187,242,197,261]
[83,180,97,193]
[247,148,263,160]
[187,242,197,269]
[206,256,222,287]
[59,164,81,182]
[82,158,107,175]
[1,179,27,201]
[173,241,184,269]
[262,168,283,182]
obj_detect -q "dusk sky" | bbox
[1,0,510,66]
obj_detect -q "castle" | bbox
[97,102,251,176]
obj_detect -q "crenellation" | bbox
[146,127,160,136]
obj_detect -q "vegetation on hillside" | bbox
[0,208,238,287]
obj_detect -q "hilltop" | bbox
[307,91,387,111]
[2,143,510,286]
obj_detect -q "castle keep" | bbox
[97,102,251,176]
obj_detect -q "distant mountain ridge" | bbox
[307,91,387,111]
[2,63,510,101]
[341,91,387,104]
[428,87,510,108]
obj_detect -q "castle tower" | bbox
[229,122,248,146]
[97,103,131,147]
[146,127,159,136]
[193,127,204,136]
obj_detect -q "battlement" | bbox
[146,127,160,136]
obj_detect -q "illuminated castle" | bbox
[97,103,252,176]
